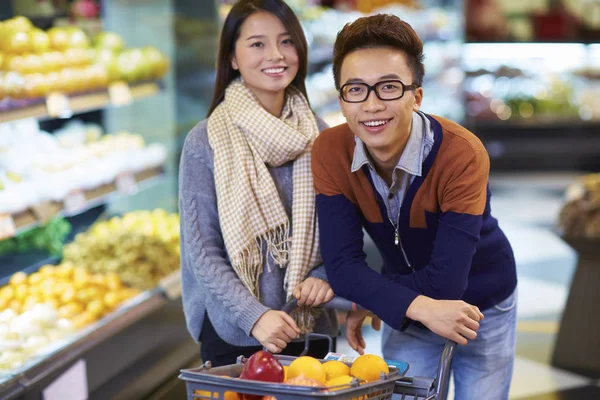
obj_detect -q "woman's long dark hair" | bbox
[206,0,310,118]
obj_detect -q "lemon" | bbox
[323,360,350,381]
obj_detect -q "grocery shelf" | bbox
[0,270,186,400]
[9,165,165,238]
[0,81,162,124]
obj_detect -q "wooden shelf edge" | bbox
[8,165,165,236]
[0,82,162,124]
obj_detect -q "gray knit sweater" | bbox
[179,117,338,347]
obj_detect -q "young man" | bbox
[312,14,517,399]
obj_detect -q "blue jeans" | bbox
[382,289,517,400]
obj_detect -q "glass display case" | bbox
[277,0,466,126]
[0,0,216,398]
[462,0,600,171]
[463,43,600,124]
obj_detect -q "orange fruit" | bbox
[350,354,389,383]
[326,374,354,390]
[323,360,350,381]
[282,365,288,381]
[287,357,326,384]
[224,391,241,400]
[282,375,322,387]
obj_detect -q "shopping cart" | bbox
[179,297,456,400]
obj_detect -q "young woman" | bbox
[179,0,338,367]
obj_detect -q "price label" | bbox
[116,172,138,195]
[46,92,72,118]
[63,190,87,215]
[43,359,88,400]
[0,214,16,240]
[109,81,133,106]
[31,201,57,224]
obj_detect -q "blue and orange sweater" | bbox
[312,114,517,331]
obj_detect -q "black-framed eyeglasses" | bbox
[339,80,420,103]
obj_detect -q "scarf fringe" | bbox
[230,223,290,298]
[290,307,322,335]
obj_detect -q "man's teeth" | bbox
[263,68,285,74]
[363,120,388,127]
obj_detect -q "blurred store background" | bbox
[0,0,599,399]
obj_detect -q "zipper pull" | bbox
[394,229,399,246]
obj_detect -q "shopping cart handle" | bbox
[281,296,364,314]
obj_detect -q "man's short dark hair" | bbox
[332,14,425,90]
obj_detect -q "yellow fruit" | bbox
[8,299,22,313]
[38,265,56,276]
[48,27,69,51]
[60,287,76,303]
[0,286,15,301]
[44,298,60,308]
[9,271,28,286]
[27,272,44,285]
[325,374,355,391]
[77,287,99,303]
[1,30,30,54]
[23,295,42,310]
[323,360,350,381]
[14,284,29,301]
[71,311,96,329]
[29,29,50,53]
[90,274,107,288]
[86,300,105,318]
[56,263,75,279]
[283,365,289,381]
[57,302,84,319]
[103,292,121,309]
[105,273,122,290]
[350,354,389,383]
[287,356,326,384]
[73,267,90,282]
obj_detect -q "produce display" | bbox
[63,209,180,290]
[0,264,140,372]
[0,16,169,100]
[194,350,390,399]
[0,217,71,257]
[558,173,600,239]
[0,304,74,372]
[0,264,140,324]
[299,3,463,121]
[463,44,600,122]
[0,118,167,215]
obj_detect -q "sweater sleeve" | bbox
[179,127,269,336]
[390,149,489,300]
[307,264,328,281]
[312,137,420,330]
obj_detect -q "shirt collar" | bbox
[351,111,432,176]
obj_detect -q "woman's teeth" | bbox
[263,67,285,74]
[363,120,389,127]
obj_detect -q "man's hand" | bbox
[407,295,484,345]
[293,277,334,307]
[251,310,301,353]
[345,310,382,355]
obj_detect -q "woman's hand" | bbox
[407,295,484,345]
[251,310,301,353]
[293,277,334,307]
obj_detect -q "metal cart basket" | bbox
[179,298,456,400]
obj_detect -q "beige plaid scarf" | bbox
[207,78,321,332]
